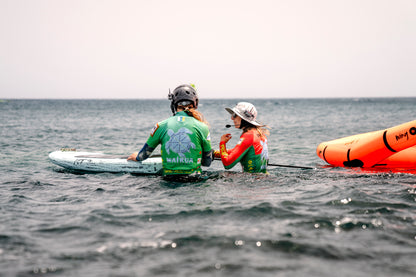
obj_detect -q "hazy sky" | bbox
[1,0,415,99]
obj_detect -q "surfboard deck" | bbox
[49,149,163,174]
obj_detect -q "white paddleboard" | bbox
[49,149,163,174]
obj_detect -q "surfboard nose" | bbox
[48,151,59,161]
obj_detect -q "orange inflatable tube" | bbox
[317,120,416,168]
[373,145,416,169]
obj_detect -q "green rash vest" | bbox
[146,111,212,175]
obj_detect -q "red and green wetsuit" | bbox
[220,129,268,173]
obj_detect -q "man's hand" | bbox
[127,152,139,161]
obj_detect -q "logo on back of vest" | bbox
[165,127,196,158]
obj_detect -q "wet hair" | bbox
[239,119,254,130]
[177,103,209,126]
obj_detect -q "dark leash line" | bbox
[213,157,313,170]
[267,163,314,170]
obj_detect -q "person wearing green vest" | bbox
[128,84,213,179]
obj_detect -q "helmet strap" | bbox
[170,102,176,115]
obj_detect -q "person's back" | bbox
[128,84,213,179]
[149,110,211,175]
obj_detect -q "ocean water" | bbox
[1,98,415,277]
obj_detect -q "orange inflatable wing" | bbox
[317,120,416,168]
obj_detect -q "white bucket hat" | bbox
[225,102,262,127]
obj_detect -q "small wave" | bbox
[85,209,145,227]
[48,195,85,203]
[327,198,411,210]
[232,202,300,219]
[258,239,371,260]
[165,234,374,260]
[35,225,89,234]
[140,202,299,224]
[402,187,416,202]
[8,194,32,204]
[293,215,386,232]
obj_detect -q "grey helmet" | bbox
[168,84,199,114]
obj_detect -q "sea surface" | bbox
[1,98,415,277]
